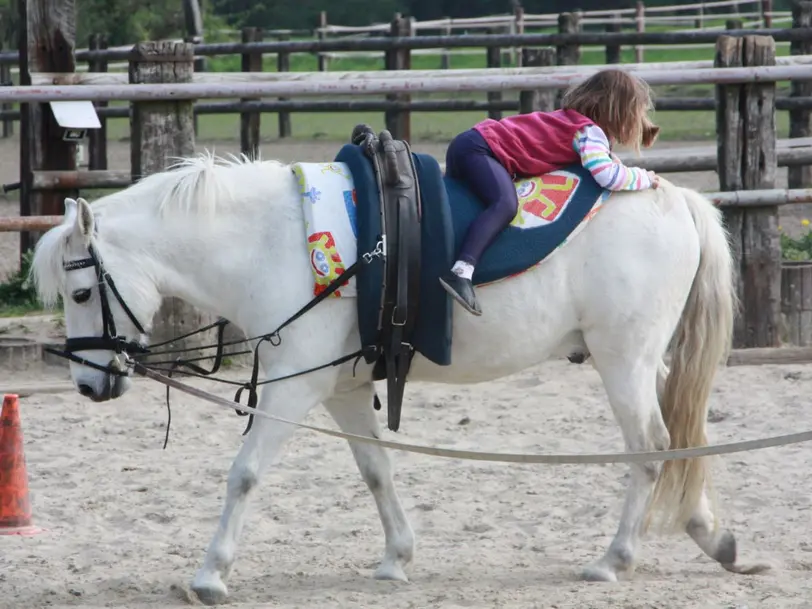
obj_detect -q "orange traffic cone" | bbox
[0,394,41,536]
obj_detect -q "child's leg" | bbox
[454,153,519,272]
[440,129,519,315]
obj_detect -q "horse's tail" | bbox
[645,186,738,533]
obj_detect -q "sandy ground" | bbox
[2,348,812,609]
[2,135,812,608]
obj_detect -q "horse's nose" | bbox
[78,383,95,398]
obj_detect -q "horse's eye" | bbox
[72,288,92,304]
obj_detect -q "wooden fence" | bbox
[3,23,812,350]
[2,12,812,193]
[4,0,812,352]
[1,5,811,176]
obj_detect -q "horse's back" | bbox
[409,184,704,383]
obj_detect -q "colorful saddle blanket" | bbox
[292,149,611,366]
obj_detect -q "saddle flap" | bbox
[347,125,423,433]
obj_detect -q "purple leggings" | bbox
[445,128,519,266]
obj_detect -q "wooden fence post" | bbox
[518,48,556,114]
[781,261,812,345]
[0,43,12,138]
[87,34,108,171]
[129,41,216,356]
[385,14,411,141]
[240,27,263,159]
[605,15,622,64]
[556,12,581,108]
[317,11,329,72]
[789,0,812,189]
[277,35,291,138]
[18,0,78,263]
[513,5,525,68]
[635,1,645,63]
[762,0,774,27]
[440,23,451,69]
[486,28,502,121]
[715,34,780,348]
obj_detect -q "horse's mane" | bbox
[29,150,294,307]
[93,150,293,219]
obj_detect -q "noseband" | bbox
[45,243,149,376]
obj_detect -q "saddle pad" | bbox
[443,165,610,286]
[292,162,359,298]
[331,143,610,369]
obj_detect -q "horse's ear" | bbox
[64,198,78,227]
[72,197,94,244]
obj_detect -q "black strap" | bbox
[232,261,362,435]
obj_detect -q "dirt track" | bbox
[3,134,812,609]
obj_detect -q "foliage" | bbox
[0,0,789,47]
[73,0,232,47]
[210,0,403,30]
[0,0,18,47]
[780,220,812,261]
[0,251,44,314]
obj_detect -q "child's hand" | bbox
[648,171,660,189]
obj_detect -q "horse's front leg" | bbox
[322,383,415,582]
[190,374,329,606]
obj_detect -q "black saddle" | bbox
[350,124,422,432]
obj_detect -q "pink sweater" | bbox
[473,109,652,191]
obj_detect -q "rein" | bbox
[134,361,812,465]
[49,239,385,448]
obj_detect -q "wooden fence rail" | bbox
[7,136,811,196]
[3,65,811,102]
[5,187,812,234]
[3,25,812,66]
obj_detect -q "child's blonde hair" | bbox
[561,69,659,152]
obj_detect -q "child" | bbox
[440,68,662,317]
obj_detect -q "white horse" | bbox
[29,151,765,605]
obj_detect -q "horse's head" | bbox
[30,197,155,402]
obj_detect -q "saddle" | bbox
[350,124,422,433]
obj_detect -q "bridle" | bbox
[45,232,383,444]
[45,242,149,376]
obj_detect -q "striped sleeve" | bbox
[572,124,653,191]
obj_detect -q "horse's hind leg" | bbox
[654,363,772,576]
[322,383,415,582]
[581,344,671,582]
[191,375,328,606]
[684,490,771,575]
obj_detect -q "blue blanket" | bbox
[334,143,608,367]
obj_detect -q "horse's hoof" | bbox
[374,561,409,582]
[191,574,228,606]
[721,560,774,575]
[714,529,773,575]
[581,563,619,583]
